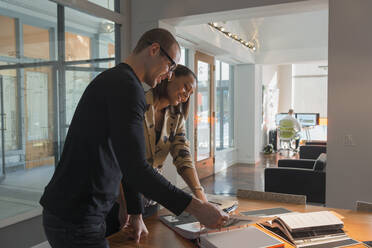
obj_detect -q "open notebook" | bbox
[259,211,359,248]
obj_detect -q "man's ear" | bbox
[148,43,160,57]
[168,73,175,82]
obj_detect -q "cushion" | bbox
[313,153,327,171]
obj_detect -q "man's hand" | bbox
[127,214,149,243]
[118,204,129,228]
[185,197,229,229]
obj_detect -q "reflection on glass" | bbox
[0,16,16,57]
[23,24,50,60]
[66,70,92,126]
[65,32,91,61]
[65,7,115,61]
[24,67,55,173]
[25,71,49,141]
[1,70,19,151]
[196,61,210,161]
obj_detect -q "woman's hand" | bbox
[194,189,208,203]
[127,214,149,243]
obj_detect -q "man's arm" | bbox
[121,178,143,215]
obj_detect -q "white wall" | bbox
[327,0,372,209]
[292,63,328,117]
[236,65,262,163]
[277,65,293,113]
[254,9,328,64]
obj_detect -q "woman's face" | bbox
[166,74,196,106]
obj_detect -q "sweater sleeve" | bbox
[169,116,194,174]
[107,79,192,215]
[121,177,144,215]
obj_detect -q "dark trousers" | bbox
[42,210,109,248]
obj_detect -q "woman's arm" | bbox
[179,167,208,202]
[169,116,207,202]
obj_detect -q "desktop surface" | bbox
[108,198,372,248]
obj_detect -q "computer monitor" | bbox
[275,113,288,126]
[295,113,319,127]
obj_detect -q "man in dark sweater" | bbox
[40,28,228,247]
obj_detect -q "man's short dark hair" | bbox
[133,28,180,54]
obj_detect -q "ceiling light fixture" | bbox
[208,22,257,52]
[100,21,114,33]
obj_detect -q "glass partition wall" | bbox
[0,0,119,221]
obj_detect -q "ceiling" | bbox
[222,9,328,53]
[172,0,329,64]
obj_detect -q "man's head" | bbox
[288,109,294,115]
[133,28,180,88]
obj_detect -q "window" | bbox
[215,60,234,150]
[179,47,187,66]
[87,0,115,11]
[179,47,192,137]
[64,7,116,131]
[0,1,119,222]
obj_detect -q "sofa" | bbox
[264,153,326,204]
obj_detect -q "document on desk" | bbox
[259,210,360,248]
[278,211,343,232]
[199,226,284,248]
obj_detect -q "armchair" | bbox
[299,145,326,159]
[264,153,326,204]
[305,141,327,146]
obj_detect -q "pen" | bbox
[209,200,222,206]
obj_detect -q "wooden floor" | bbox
[200,152,298,196]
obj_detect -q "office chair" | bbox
[277,119,298,156]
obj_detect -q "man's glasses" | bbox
[147,41,177,72]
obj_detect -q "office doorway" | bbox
[194,51,215,179]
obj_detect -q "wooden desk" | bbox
[108,198,372,248]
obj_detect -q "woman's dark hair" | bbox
[153,64,197,119]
